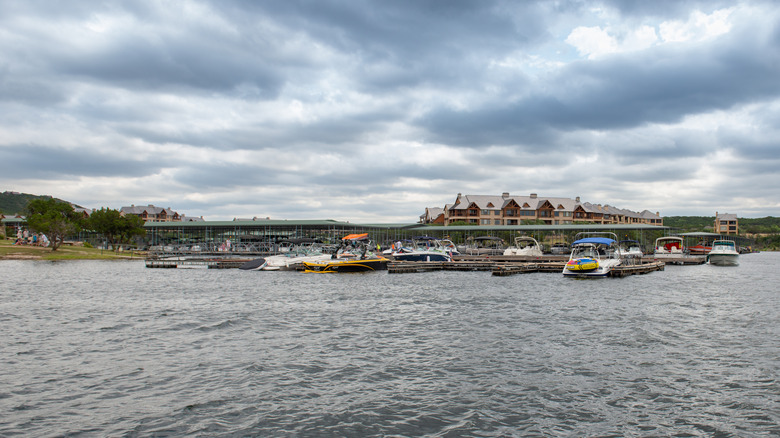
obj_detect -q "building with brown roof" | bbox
[424,192,663,227]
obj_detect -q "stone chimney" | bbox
[502,192,510,198]
[575,196,580,203]
[530,193,537,199]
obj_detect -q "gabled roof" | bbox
[121,205,177,216]
[640,210,661,219]
[716,213,738,220]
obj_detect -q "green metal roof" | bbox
[142,220,666,231]
[407,224,668,232]
[143,219,353,228]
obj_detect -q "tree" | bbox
[86,208,146,250]
[25,198,83,251]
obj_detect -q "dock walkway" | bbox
[387,259,665,276]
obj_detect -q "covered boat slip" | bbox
[144,220,671,256]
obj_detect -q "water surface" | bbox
[1,253,778,436]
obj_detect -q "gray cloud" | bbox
[0,0,778,221]
[0,144,165,179]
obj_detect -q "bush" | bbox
[83,242,94,248]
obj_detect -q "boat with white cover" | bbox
[654,236,685,259]
[619,240,644,259]
[503,236,543,257]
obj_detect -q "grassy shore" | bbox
[0,239,144,261]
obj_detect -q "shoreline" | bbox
[0,239,145,261]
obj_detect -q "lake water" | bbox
[1,253,778,437]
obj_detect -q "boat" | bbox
[706,240,739,266]
[239,258,268,270]
[458,236,506,256]
[653,236,685,259]
[562,232,623,277]
[262,238,332,270]
[303,233,388,273]
[392,236,453,262]
[619,240,644,259]
[550,242,570,255]
[503,236,543,257]
[688,241,713,255]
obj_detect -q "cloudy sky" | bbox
[1,0,778,222]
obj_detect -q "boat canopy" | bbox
[342,233,369,241]
[573,237,616,245]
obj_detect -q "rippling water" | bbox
[1,253,778,437]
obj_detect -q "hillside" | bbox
[0,191,79,215]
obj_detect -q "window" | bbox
[481,209,490,215]
[494,220,501,225]
[481,219,491,225]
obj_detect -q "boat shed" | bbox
[143,220,668,251]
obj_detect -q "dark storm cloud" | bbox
[0,144,164,179]
[601,0,736,17]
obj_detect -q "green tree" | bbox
[87,208,146,250]
[25,198,83,251]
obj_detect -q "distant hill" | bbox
[0,191,80,215]
[662,216,715,232]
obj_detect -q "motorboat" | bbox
[550,242,570,255]
[392,236,453,262]
[503,236,543,257]
[458,236,505,256]
[619,240,644,259]
[706,240,739,266]
[262,239,331,270]
[239,258,268,271]
[303,257,388,273]
[562,232,623,277]
[303,233,388,273]
[653,236,684,259]
[688,241,713,255]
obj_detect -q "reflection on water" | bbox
[1,253,778,436]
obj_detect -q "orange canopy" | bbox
[342,233,369,241]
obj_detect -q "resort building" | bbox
[120,205,182,222]
[427,193,663,227]
[419,207,445,225]
[714,212,738,235]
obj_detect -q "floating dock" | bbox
[145,258,250,269]
[386,259,665,276]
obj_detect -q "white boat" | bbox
[706,240,739,266]
[562,232,622,277]
[262,240,332,270]
[550,242,570,255]
[619,240,644,259]
[503,236,543,257]
[458,236,505,256]
[653,236,684,259]
[392,236,454,262]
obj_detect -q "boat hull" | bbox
[239,258,268,271]
[563,259,621,277]
[303,258,388,273]
[706,254,739,266]
[392,252,451,262]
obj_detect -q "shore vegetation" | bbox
[0,238,143,261]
